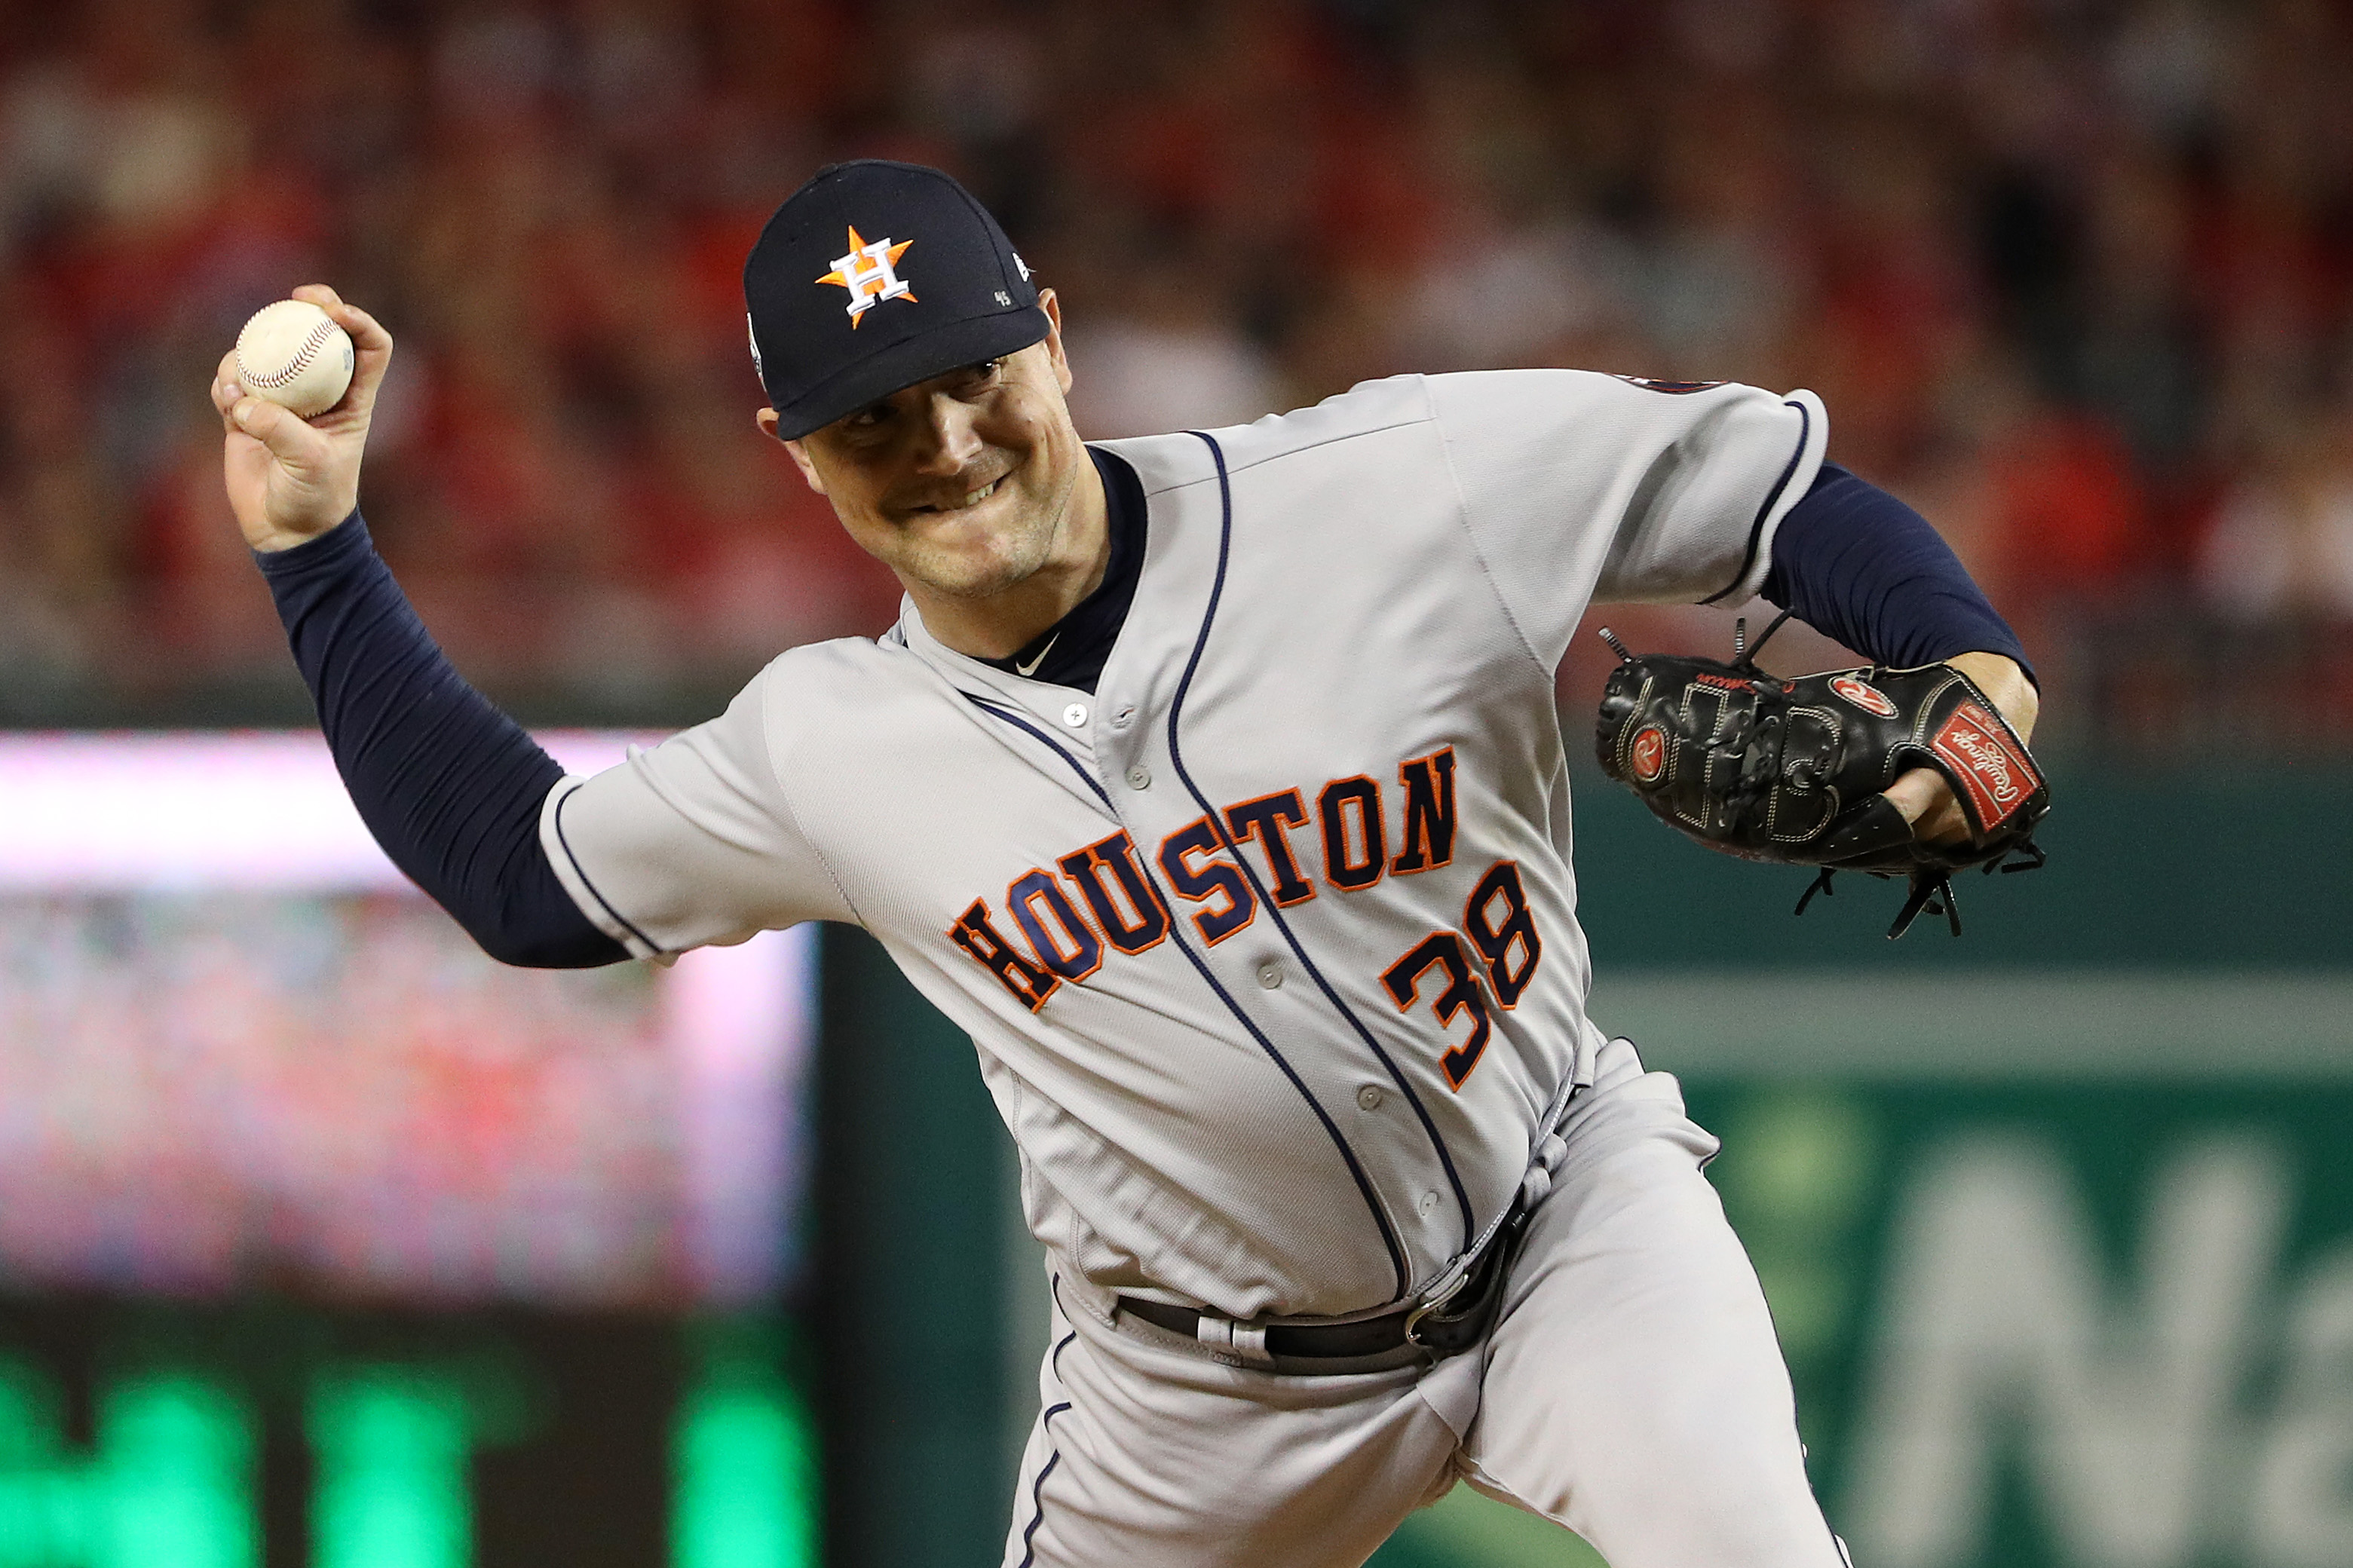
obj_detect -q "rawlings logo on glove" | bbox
[1593,613,2049,939]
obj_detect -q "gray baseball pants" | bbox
[1000,1041,1849,1567]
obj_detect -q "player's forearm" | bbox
[255,513,627,968]
[1761,465,2035,683]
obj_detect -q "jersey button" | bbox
[1062,703,1088,728]
[1126,765,1151,790]
[1417,1190,1441,1217]
[1255,960,1283,990]
[1356,1085,1384,1110]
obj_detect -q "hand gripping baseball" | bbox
[213,285,394,552]
[1593,611,2051,939]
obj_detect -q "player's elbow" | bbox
[424,853,633,968]
[473,923,631,969]
[457,899,632,969]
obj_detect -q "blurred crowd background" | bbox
[2,0,2351,749]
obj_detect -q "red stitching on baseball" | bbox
[242,318,339,389]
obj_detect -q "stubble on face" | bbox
[867,362,1084,603]
[780,314,1110,656]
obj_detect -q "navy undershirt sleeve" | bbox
[1760,464,2035,682]
[256,513,627,968]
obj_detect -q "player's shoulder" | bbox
[1419,366,1762,419]
[1095,369,1756,493]
[1092,375,1443,494]
[710,629,943,732]
[644,629,954,796]
[748,626,934,691]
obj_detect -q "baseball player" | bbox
[214,161,2037,1566]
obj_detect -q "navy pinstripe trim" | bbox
[963,692,1116,810]
[550,786,660,954]
[1016,1441,1065,1568]
[1019,1281,1077,1568]
[1165,431,1477,1252]
[1699,398,1812,606]
[1047,1273,1077,1361]
[1155,428,1425,1297]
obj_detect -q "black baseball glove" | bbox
[1593,612,2049,938]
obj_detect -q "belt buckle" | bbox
[1402,1267,1472,1352]
[1405,1198,1537,1354]
[1406,1082,1579,1355]
[1401,1300,1441,1351]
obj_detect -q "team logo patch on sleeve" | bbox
[1829,675,1898,718]
[817,225,916,327]
[1930,701,2038,828]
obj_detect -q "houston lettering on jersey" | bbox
[945,746,1536,1090]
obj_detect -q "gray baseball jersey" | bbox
[541,369,1826,1322]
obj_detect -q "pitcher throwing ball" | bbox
[215,160,2037,1566]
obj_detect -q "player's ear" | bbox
[781,440,829,497]
[1037,288,1072,396]
[756,409,830,496]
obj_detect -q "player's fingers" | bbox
[290,282,345,311]
[212,351,246,426]
[230,394,329,468]
[1882,767,1968,843]
[326,301,394,414]
[329,300,391,356]
[1880,767,1935,825]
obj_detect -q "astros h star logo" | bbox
[817,226,915,327]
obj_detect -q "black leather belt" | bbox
[1117,1296,1419,1358]
[1117,1170,1540,1362]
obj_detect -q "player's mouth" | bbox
[906,472,1010,516]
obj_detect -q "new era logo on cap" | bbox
[745,161,1049,439]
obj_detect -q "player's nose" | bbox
[908,392,985,475]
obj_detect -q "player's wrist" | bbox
[244,501,355,551]
[250,507,363,561]
[249,520,343,553]
[1945,651,2039,742]
[243,468,362,553]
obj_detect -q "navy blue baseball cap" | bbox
[745,160,1050,439]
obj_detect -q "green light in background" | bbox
[97,1375,259,1568]
[0,1356,78,1566]
[670,1324,817,1568]
[308,1368,474,1568]
[0,1359,256,1568]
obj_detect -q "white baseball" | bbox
[234,299,355,418]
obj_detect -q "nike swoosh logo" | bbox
[1015,634,1059,678]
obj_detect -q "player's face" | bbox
[774,292,1088,606]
